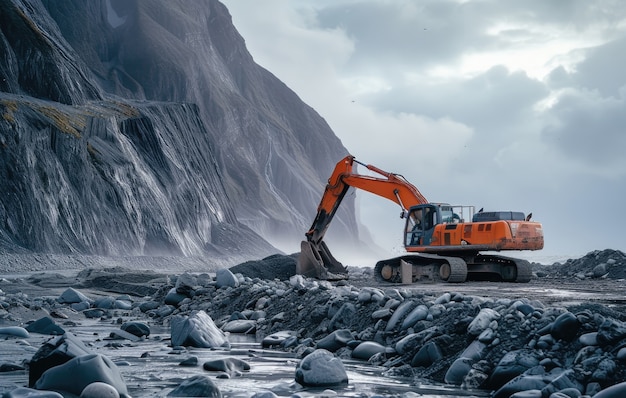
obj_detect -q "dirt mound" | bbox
[229,253,298,281]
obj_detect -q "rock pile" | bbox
[535,249,626,280]
[1,250,626,397]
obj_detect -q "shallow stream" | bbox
[1,319,488,397]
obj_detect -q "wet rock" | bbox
[171,310,229,348]
[444,357,474,385]
[385,300,417,331]
[489,350,541,390]
[0,326,29,338]
[29,332,93,387]
[551,312,580,341]
[316,329,354,352]
[401,304,429,330]
[1,387,63,397]
[203,357,250,376]
[35,354,128,397]
[262,331,297,348]
[352,341,387,360]
[593,381,626,397]
[80,381,120,398]
[492,368,551,398]
[120,321,150,338]
[295,349,348,387]
[411,341,443,367]
[222,319,256,333]
[25,317,65,335]
[167,375,221,397]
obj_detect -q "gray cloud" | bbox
[222,0,626,259]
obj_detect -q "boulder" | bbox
[170,310,229,348]
[35,354,128,397]
[29,332,93,387]
[215,268,239,288]
[25,317,65,335]
[295,349,348,387]
[352,341,387,360]
[58,288,91,304]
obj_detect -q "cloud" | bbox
[221,0,626,259]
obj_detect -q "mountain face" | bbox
[0,0,361,263]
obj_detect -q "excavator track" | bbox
[374,253,468,284]
[473,254,532,283]
[374,253,533,284]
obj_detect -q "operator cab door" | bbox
[405,204,438,247]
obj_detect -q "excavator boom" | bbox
[297,155,427,279]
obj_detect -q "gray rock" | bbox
[261,330,297,348]
[35,354,128,397]
[489,350,541,390]
[411,341,442,367]
[592,382,626,397]
[551,312,580,341]
[597,319,626,346]
[203,357,250,376]
[468,308,500,336]
[170,310,229,348]
[222,319,256,334]
[0,326,29,338]
[1,387,63,397]
[120,322,150,338]
[175,272,198,295]
[385,300,417,332]
[295,349,348,387]
[167,375,221,397]
[58,288,91,304]
[29,332,93,387]
[26,316,65,336]
[401,304,429,330]
[164,288,187,306]
[215,268,239,288]
[80,381,120,398]
[351,341,387,360]
[316,329,354,352]
[592,263,608,278]
[444,357,474,385]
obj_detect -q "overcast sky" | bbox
[222,0,626,262]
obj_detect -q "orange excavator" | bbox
[297,155,544,283]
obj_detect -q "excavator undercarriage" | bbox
[374,253,532,284]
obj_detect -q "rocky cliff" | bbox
[0,0,362,264]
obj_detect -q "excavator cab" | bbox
[405,204,468,247]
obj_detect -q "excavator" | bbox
[297,155,544,283]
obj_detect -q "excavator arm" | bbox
[297,155,428,279]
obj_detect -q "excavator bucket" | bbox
[297,240,349,280]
